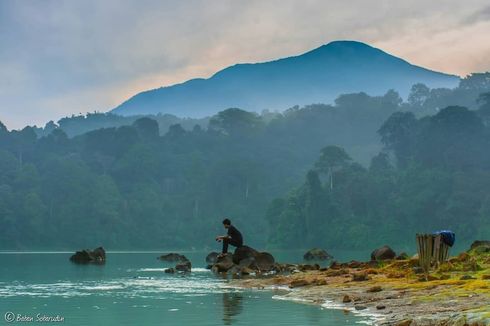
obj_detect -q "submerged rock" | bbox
[159,253,188,262]
[303,248,332,261]
[70,247,106,264]
[371,245,396,261]
[164,268,175,273]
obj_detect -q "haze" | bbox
[1,0,489,129]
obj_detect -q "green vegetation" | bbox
[0,74,489,250]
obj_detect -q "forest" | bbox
[1,73,489,250]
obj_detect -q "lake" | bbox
[0,250,374,325]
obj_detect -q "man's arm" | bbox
[215,235,230,241]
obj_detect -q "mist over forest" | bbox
[1,73,490,251]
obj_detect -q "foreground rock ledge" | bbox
[232,243,490,326]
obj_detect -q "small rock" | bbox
[396,252,409,260]
[159,253,188,262]
[175,260,191,272]
[367,286,382,293]
[427,274,439,281]
[371,245,396,261]
[347,260,362,268]
[354,305,367,310]
[314,279,327,286]
[412,267,424,274]
[396,320,412,326]
[164,268,175,273]
[376,304,386,310]
[303,248,333,261]
[470,240,490,250]
[289,279,310,288]
[352,272,369,282]
[342,295,352,303]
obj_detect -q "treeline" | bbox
[267,103,490,250]
[32,113,209,138]
[0,73,489,250]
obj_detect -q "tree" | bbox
[315,145,351,190]
[378,111,418,168]
[476,92,490,125]
[208,108,263,136]
[132,117,159,140]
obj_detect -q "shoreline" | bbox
[230,252,490,326]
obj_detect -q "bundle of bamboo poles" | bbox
[416,233,450,278]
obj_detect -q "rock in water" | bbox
[232,246,259,265]
[255,252,275,271]
[210,247,276,274]
[70,247,106,264]
[303,248,332,261]
[205,252,219,265]
[370,245,396,261]
[175,260,192,273]
[212,253,235,273]
[159,253,188,262]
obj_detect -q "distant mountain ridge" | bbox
[111,40,460,117]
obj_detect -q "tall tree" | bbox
[315,145,351,190]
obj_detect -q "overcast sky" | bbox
[1,0,489,129]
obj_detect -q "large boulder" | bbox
[255,252,275,271]
[159,253,188,262]
[212,253,235,273]
[70,247,106,264]
[211,247,276,274]
[205,252,219,265]
[371,245,396,261]
[232,246,259,265]
[303,248,332,261]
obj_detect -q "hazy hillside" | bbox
[112,40,459,117]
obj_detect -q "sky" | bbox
[1,0,489,129]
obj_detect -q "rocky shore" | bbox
[231,242,490,326]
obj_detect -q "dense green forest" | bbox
[0,74,489,250]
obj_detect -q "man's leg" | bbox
[222,238,242,254]
[222,238,229,254]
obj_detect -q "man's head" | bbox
[222,218,231,229]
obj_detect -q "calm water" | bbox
[0,251,371,326]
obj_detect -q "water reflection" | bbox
[222,292,243,325]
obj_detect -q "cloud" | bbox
[0,0,489,129]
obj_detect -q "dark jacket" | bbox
[227,225,243,246]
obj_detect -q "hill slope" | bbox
[112,41,460,117]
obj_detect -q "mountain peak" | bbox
[112,41,460,117]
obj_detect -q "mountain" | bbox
[111,40,460,117]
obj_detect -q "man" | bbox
[216,218,243,257]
